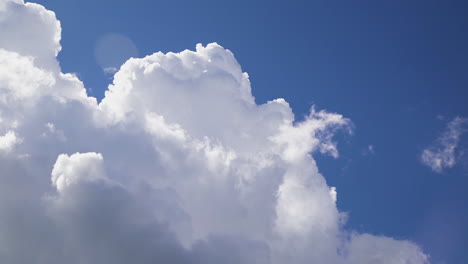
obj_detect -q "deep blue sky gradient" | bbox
[33,0,468,262]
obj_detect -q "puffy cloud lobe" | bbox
[271,106,350,162]
[0,0,429,263]
[0,49,55,100]
[0,130,21,152]
[51,152,106,192]
[422,117,467,173]
[0,0,61,68]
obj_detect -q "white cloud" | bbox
[51,152,106,192]
[0,130,21,152]
[0,0,429,263]
[103,66,118,75]
[422,117,467,173]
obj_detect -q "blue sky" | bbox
[25,0,468,262]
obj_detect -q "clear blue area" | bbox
[33,0,468,262]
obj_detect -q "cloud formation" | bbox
[0,0,429,263]
[422,117,467,173]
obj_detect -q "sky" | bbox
[1,0,467,263]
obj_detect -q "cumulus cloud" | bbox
[0,0,429,263]
[51,152,107,192]
[421,117,467,173]
[0,130,21,152]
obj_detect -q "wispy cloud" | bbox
[362,144,375,156]
[103,66,118,75]
[421,117,468,173]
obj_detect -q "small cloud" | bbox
[41,122,67,141]
[436,114,445,121]
[0,130,22,153]
[421,117,468,173]
[362,144,375,156]
[103,66,118,75]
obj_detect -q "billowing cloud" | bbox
[0,0,429,263]
[421,117,467,173]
